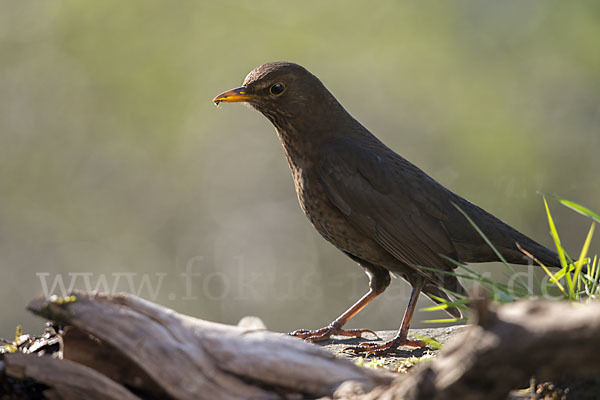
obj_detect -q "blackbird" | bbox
[213,62,560,355]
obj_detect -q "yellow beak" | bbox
[213,87,255,105]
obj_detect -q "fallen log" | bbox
[352,299,600,400]
[1,292,599,399]
[3,291,391,399]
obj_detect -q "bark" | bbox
[3,291,390,400]
[2,292,599,400]
[350,299,600,400]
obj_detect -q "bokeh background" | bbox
[1,1,599,338]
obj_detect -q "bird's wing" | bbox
[319,138,458,280]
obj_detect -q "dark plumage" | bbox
[214,62,560,355]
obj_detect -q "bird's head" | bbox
[213,62,339,130]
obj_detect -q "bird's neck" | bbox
[274,124,317,175]
[273,99,358,165]
[278,121,372,173]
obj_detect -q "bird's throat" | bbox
[274,125,316,174]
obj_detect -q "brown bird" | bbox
[213,62,560,355]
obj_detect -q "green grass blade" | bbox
[438,287,469,300]
[517,242,566,295]
[573,222,595,286]
[412,334,442,350]
[418,264,521,296]
[421,297,470,312]
[544,196,574,296]
[544,196,568,269]
[439,257,518,292]
[454,263,517,290]
[551,195,600,224]
[540,263,567,295]
[422,318,468,324]
[589,256,599,297]
[452,202,531,293]
[417,265,484,281]
[552,263,575,281]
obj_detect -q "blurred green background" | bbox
[1,1,599,338]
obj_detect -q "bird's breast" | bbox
[290,165,391,265]
[291,166,338,236]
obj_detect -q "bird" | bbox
[213,62,560,355]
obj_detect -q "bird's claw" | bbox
[342,337,426,357]
[288,325,379,342]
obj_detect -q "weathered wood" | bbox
[350,299,600,400]
[20,291,391,399]
[2,292,600,399]
[4,352,140,400]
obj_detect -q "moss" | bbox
[48,295,77,305]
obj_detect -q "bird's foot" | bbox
[342,336,426,357]
[288,324,378,343]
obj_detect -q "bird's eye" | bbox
[270,83,285,96]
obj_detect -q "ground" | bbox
[317,326,465,372]
[317,326,600,400]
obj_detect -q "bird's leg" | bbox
[288,289,380,342]
[344,279,427,356]
[289,265,390,342]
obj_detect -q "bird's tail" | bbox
[516,241,588,274]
